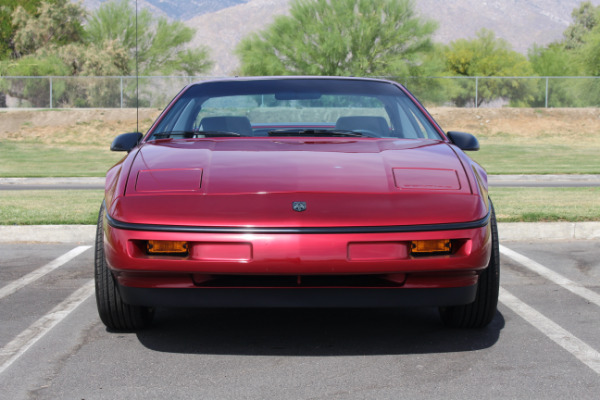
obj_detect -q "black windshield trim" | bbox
[151,130,243,139]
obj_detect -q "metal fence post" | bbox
[545,77,549,108]
[49,77,53,109]
[120,77,124,108]
[475,77,478,108]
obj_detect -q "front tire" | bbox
[95,203,154,331]
[439,202,500,328]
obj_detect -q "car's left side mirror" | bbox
[110,132,143,152]
[447,131,479,151]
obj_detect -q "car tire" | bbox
[439,201,500,329]
[95,203,154,331]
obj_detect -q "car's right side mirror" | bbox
[447,131,480,151]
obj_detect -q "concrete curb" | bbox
[0,177,105,186]
[0,225,97,244]
[1,223,599,244]
[498,222,600,241]
[488,174,600,183]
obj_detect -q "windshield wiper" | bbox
[152,130,243,139]
[267,129,370,137]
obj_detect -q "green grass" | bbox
[0,141,124,177]
[0,190,104,225]
[470,136,600,175]
[490,187,600,222]
[1,188,598,225]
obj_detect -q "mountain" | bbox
[81,0,600,76]
[418,0,590,53]
[185,0,292,76]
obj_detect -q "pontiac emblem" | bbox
[292,201,307,212]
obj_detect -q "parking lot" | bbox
[0,239,599,399]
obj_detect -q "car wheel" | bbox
[439,201,499,329]
[95,203,154,331]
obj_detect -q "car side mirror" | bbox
[110,132,143,152]
[447,131,479,151]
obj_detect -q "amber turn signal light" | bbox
[147,240,189,254]
[411,239,451,255]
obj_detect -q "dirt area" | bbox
[0,108,162,146]
[0,107,598,142]
[430,107,600,138]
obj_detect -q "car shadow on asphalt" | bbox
[135,307,504,356]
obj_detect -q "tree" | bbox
[2,0,212,77]
[0,0,62,59]
[526,2,600,106]
[236,0,437,77]
[444,29,534,106]
[527,43,577,107]
[572,7,600,106]
[1,0,91,77]
[0,0,85,107]
[85,0,212,76]
[578,27,600,76]
[563,1,600,50]
[401,43,454,105]
[1,0,213,107]
[11,0,85,58]
[528,43,573,77]
[573,4,600,75]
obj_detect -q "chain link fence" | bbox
[1,76,599,109]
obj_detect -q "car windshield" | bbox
[148,79,443,140]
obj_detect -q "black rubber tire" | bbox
[439,201,500,329]
[95,203,154,331]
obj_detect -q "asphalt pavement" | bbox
[1,240,599,399]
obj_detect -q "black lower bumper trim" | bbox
[118,285,478,308]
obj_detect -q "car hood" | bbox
[109,138,486,227]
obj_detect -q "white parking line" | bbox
[0,280,94,376]
[499,244,600,307]
[500,287,600,375]
[0,245,91,300]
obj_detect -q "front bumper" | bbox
[103,212,492,304]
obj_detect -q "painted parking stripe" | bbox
[0,245,91,300]
[0,280,94,376]
[499,287,600,375]
[500,244,600,307]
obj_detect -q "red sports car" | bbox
[95,77,499,330]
